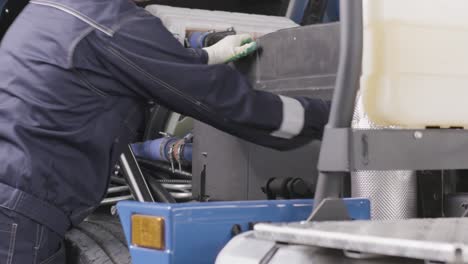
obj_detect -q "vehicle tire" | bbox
[65,220,131,264]
[86,220,128,245]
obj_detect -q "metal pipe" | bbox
[137,158,192,179]
[110,176,127,185]
[170,193,192,199]
[146,176,176,203]
[161,184,192,191]
[327,0,363,127]
[101,195,133,205]
[120,146,155,202]
[107,186,130,194]
[140,166,169,180]
[314,0,363,208]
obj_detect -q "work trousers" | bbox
[0,208,65,264]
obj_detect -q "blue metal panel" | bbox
[118,199,370,264]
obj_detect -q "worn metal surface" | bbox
[217,232,423,264]
[255,218,468,263]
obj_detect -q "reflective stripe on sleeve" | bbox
[271,95,305,139]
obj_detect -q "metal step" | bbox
[255,218,468,263]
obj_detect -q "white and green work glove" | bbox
[203,34,257,65]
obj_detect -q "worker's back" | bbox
[0,0,146,228]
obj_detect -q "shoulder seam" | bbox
[30,0,114,37]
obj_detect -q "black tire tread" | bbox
[77,221,131,264]
[86,220,128,245]
[65,228,113,264]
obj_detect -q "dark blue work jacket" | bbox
[0,0,329,235]
[0,0,5,16]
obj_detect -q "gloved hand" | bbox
[203,34,257,65]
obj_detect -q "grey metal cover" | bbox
[192,121,321,201]
[192,23,340,201]
[235,22,340,100]
[255,218,468,263]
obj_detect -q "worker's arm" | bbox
[87,10,330,150]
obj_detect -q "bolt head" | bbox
[414,131,423,139]
[110,206,118,216]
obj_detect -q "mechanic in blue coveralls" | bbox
[0,0,330,262]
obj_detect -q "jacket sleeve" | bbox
[88,9,330,150]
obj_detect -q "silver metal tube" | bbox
[101,195,133,205]
[162,184,192,191]
[314,0,364,208]
[107,186,130,194]
[119,149,154,202]
[170,193,192,199]
[110,176,126,185]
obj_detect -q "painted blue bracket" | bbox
[118,199,370,264]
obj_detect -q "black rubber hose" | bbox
[137,158,192,179]
[146,176,176,203]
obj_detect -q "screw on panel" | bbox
[110,205,118,216]
[414,131,423,139]
[454,247,463,264]
[231,224,242,237]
